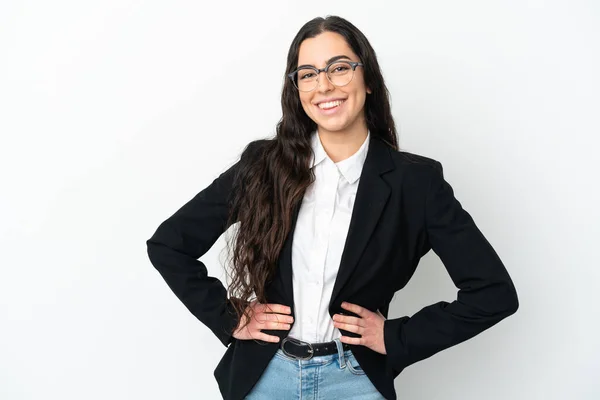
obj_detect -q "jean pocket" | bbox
[346,352,366,375]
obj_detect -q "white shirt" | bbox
[287,129,370,343]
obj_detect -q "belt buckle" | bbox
[281,336,314,360]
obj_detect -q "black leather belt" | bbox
[280,336,350,360]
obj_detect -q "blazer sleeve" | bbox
[145,141,260,348]
[383,160,519,375]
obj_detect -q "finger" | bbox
[341,302,365,316]
[260,313,294,324]
[250,311,291,325]
[263,321,291,330]
[257,303,292,314]
[340,336,362,345]
[333,315,364,327]
[334,321,364,334]
[256,332,281,343]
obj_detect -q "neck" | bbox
[317,120,368,163]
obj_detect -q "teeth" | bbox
[318,100,345,109]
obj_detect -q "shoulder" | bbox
[369,138,450,200]
[395,150,442,170]
[382,142,444,182]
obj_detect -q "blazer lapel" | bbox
[278,135,395,311]
[329,136,393,306]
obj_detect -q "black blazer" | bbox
[146,133,519,400]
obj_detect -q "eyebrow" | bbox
[296,54,353,69]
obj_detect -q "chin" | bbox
[315,119,350,133]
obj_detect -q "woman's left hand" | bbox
[332,302,387,355]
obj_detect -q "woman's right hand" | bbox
[232,300,294,343]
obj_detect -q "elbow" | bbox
[475,282,519,319]
[506,289,519,315]
[146,237,155,254]
[493,276,520,317]
[146,237,156,249]
[146,236,165,265]
[503,276,520,315]
[497,285,519,318]
[146,238,156,265]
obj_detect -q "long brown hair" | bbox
[224,15,399,331]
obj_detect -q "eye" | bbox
[299,71,316,80]
[333,66,349,72]
[328,62,351,75]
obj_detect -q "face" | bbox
[295,31,371,136]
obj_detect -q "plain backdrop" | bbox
[1,1,599,399]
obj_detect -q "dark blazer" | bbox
[146,133,519,400]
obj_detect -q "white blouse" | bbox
[287,129,370,343]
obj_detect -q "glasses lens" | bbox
[293,68,318,91]
[327,61,354,87]
[291,62,357,91]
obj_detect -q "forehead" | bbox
[297,31,357,67]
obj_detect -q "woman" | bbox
[146,15,519,400]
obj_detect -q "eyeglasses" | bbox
[288,60,364,92]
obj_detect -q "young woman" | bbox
[146,15,519,400]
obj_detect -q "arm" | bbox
[146,141,260,347]
[383,161,519,375]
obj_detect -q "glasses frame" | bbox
[287,60,364,92]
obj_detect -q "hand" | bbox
[332,302,387,355]
[232,300,293,343]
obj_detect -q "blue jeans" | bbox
[244,338,386,399]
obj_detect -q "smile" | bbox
[318,99,346,110]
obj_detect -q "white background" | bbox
[1,1,598,399]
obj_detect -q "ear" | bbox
[366,87,372,94]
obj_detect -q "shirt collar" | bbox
[310,130,370,184]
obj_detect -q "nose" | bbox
[316,70,334,92]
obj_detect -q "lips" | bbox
[315,97,346,106]
[318,99,346,110]
[314,99,346,115]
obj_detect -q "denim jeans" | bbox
[244,338,386,399]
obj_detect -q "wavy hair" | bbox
[224,15,399,331]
